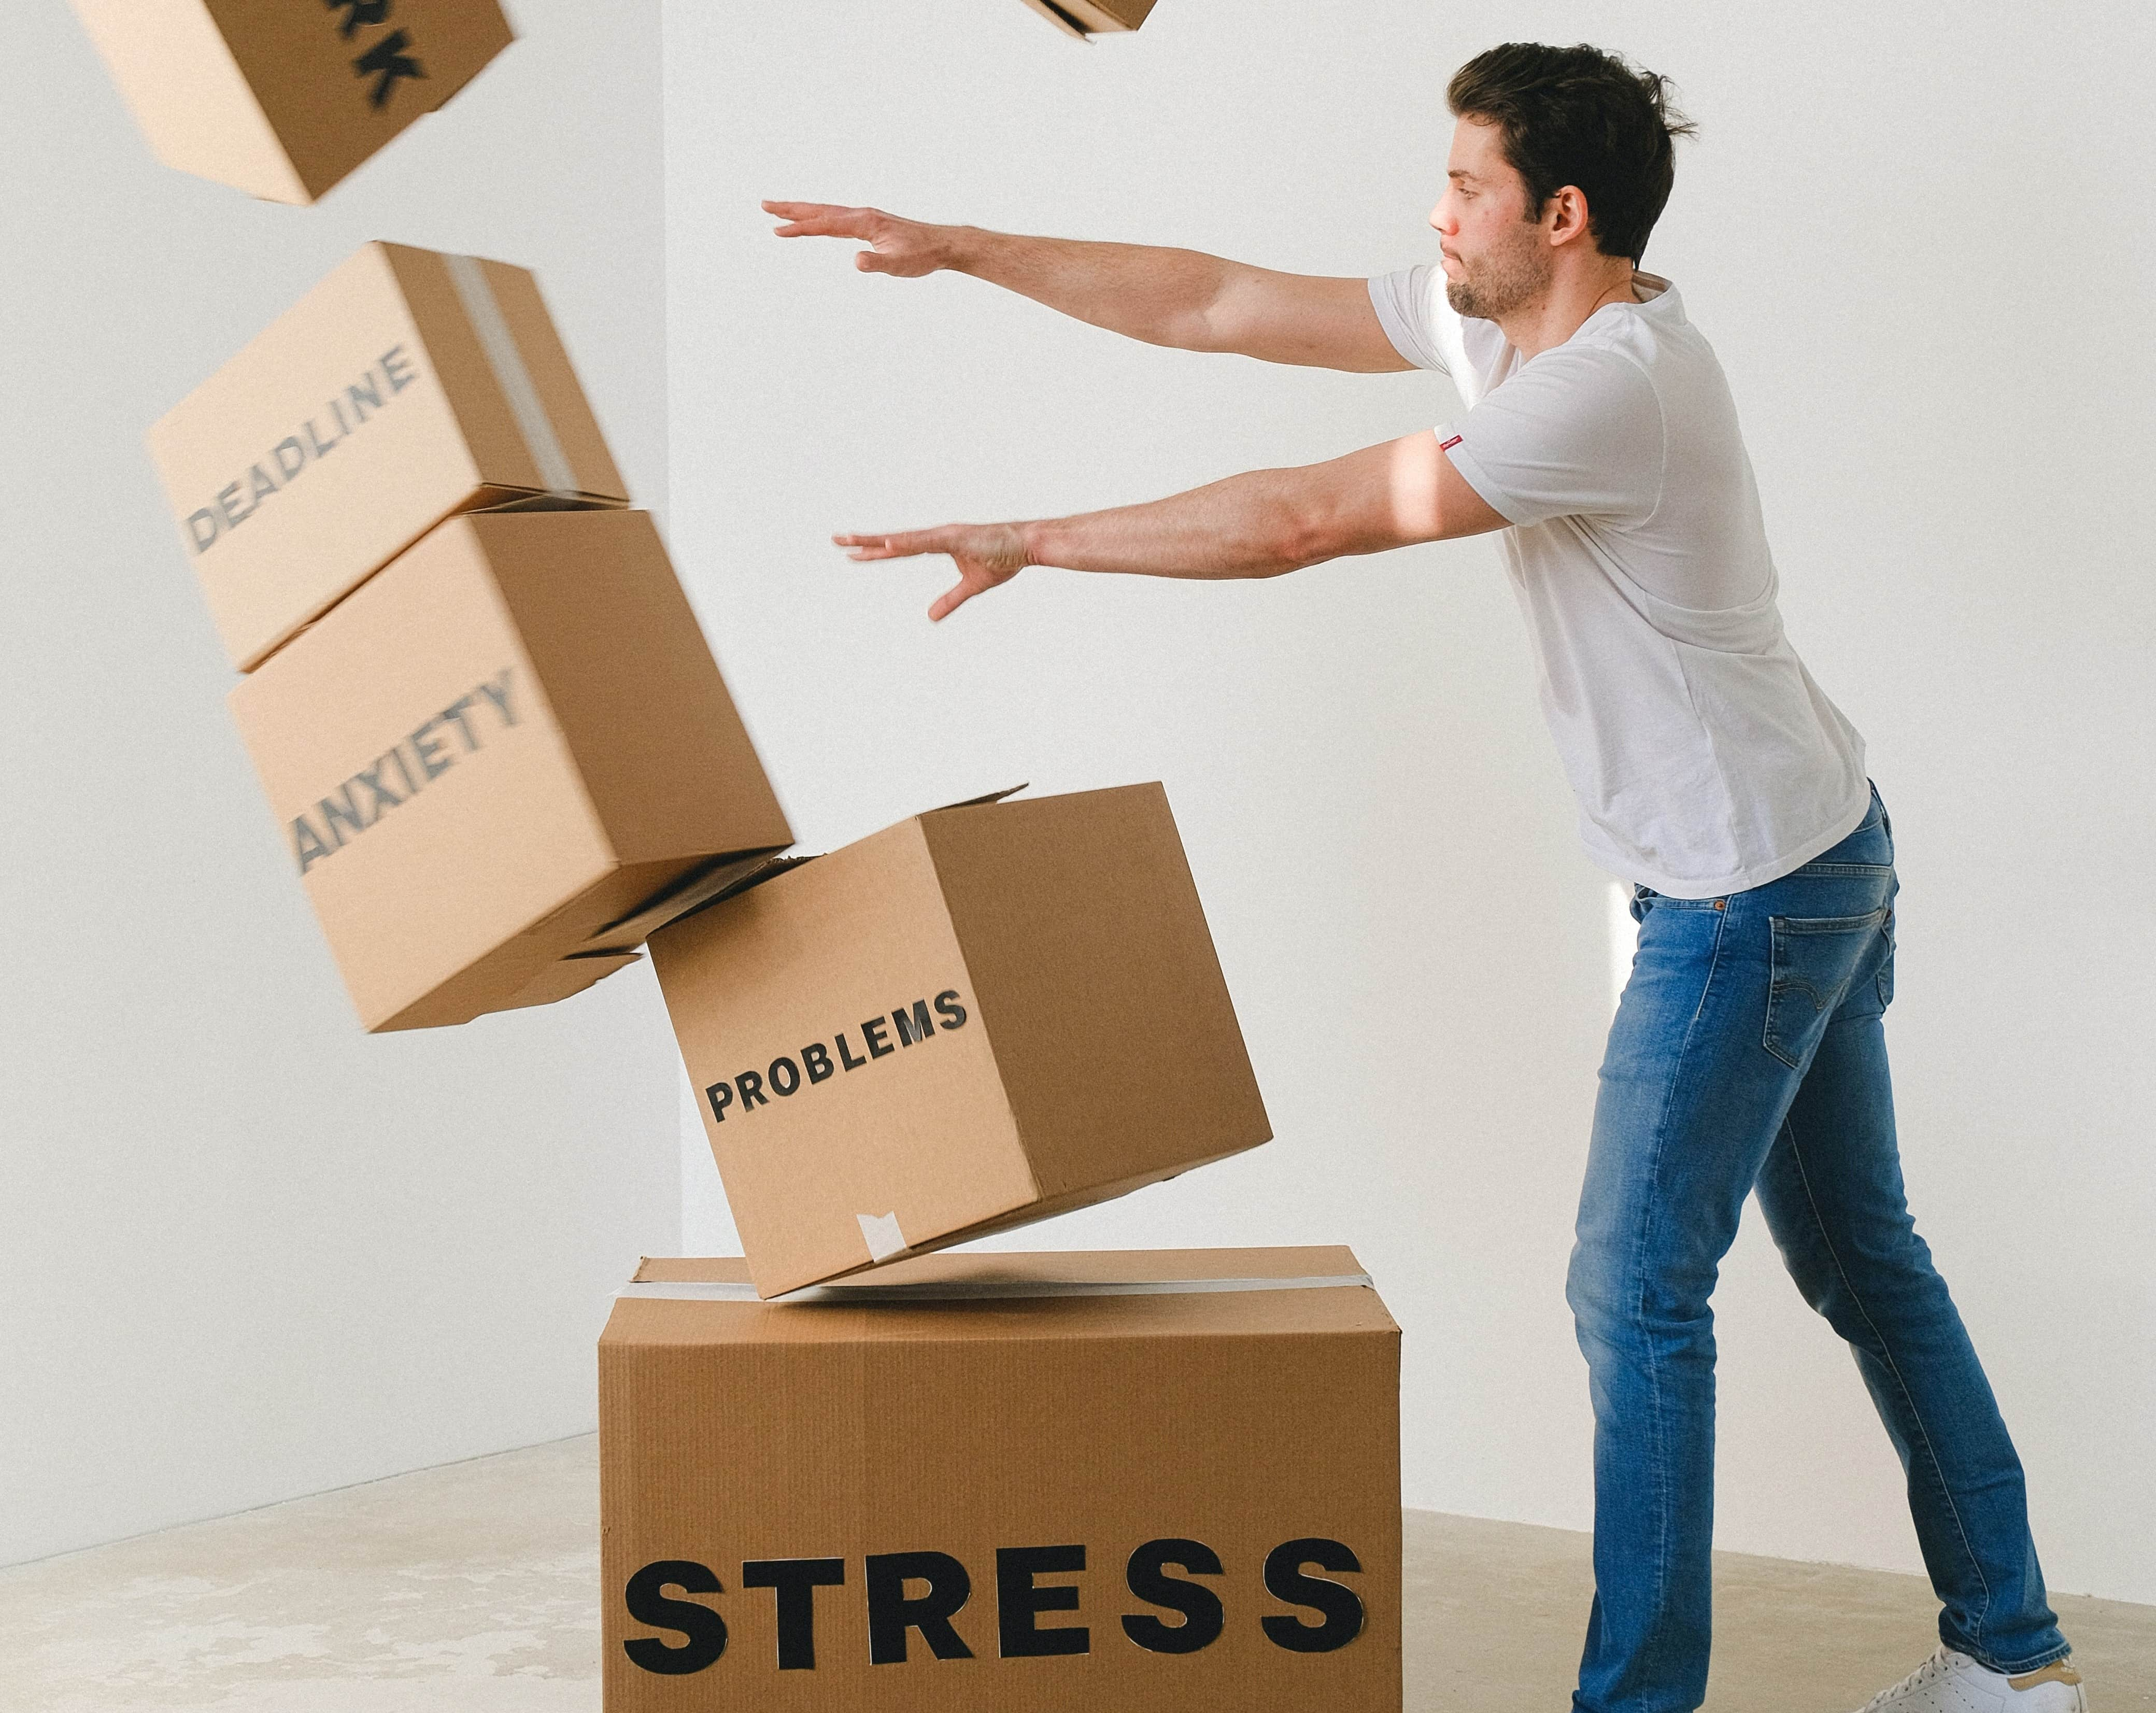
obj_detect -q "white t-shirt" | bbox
[1369,264,1871,898]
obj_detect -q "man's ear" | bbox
[1547,185,1595,248]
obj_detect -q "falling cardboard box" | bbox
[229,507,791,1032]
[601,1247,1402,1713]
[69,0,513,205]
[648,784,1272,1298]
[150,242,629,673]
[1018,0,1159,38]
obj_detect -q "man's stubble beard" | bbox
[1445,231,1551,321]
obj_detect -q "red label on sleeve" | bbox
[1439,434,1464,451]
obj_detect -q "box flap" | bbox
[1017,0,1097,38]
[926,784,1028,815]
[496,950,641,1013]
[586,844,795,950]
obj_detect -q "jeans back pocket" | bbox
[1764,908,1892,1071]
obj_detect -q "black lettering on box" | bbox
[704,1081,734,1124]
[861,1017,893,1059]
[866,1552,974,1665]
[247,464,278,508]
[934,989,968,1030]
[438,694,480,753]
[408,718,451,782]
[381,344,417,392]
[345,374,383,423]
[476,670,518,728]
[997,1545,1088,1659]
[319,784,367,846]
[325,0,391,40]
[1260,1539,1364,1654]
[217,483,246,529]
[187,509,221,553]
[274,437,307,480]
[304,418,340,459]
[735,1071,769,1111]
[354,30,427,109]
[1122,1538,1225,1654]
[622,1561,728,1676]
[892,999,935,1047]
[835,1032,866,1072]
[351,759,402,818]
[768,1056,802,1097]
[292,814,334,875]
[742,1558,845,1672]
[802,1043,834,1084]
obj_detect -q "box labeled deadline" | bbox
[151,242,628,672]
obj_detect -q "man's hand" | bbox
[765,202,961,278]
[835,522,1032,622]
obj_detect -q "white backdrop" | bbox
[0,0,679,1568]
[662,0,2155,1606]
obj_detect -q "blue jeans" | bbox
[1569,786,2068,1712]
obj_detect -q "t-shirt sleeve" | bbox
[1368,265,1450,374]
[1440,347,1665,528]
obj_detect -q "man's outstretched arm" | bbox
[839,431,1508,621]
[767,201,1413,373]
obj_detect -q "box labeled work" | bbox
[649,784,1271,1298]
[70,0,513,205]
[229,508,791,1032]
[151,242,629,672]
[601,1248,1402,1713]
[1019,0,1158,38]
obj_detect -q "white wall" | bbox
[0,0,678,1568]
[664,0,2156,1606]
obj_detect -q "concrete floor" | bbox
[2,1437,2148,1710]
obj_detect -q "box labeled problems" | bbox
[600,1248,1402,1712]
[151,242,628,672]
[648,784,1271,1298]
[70,0,513,204]
[229,508,790,1031]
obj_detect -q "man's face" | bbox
[1430,117,1553,321]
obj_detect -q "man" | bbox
[770,41,2086,1713]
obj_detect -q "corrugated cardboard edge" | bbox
[1017,0,1097,38]
[69,0,309,203]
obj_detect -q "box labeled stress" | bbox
[150,241,628,672]
[648,784,1271,1298]
[600,1247,1401,1713]
[70,0,514,204]
[229,508,790,1032]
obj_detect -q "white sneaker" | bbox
[1854,1646,2087,1712]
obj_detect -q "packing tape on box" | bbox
[619,1273,1374,1306]
[444,253,581,498]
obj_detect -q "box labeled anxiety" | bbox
[229,508,791,1032]
[150,241,628,672]
[600,1248,1402,1712]
[70,0,513,204]
[648,784,1271,1297]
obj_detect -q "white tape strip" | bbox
[857,1212,911,1264]
[618,1273,1374,1306]
[444,253,580,498]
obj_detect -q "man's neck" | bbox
[1498,259,1643,360]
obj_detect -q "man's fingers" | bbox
[834,531,936,561]
[927,579,977,624]
[764,200,876,238]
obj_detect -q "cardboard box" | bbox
[648,784,1272,1298]
[229,508,792,1032]
[70,0,513,205]
[600,1247,1402,1712]
[150,242,630,673]
[1018,0,1158,38]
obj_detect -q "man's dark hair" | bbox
[1448,43,1696,264]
